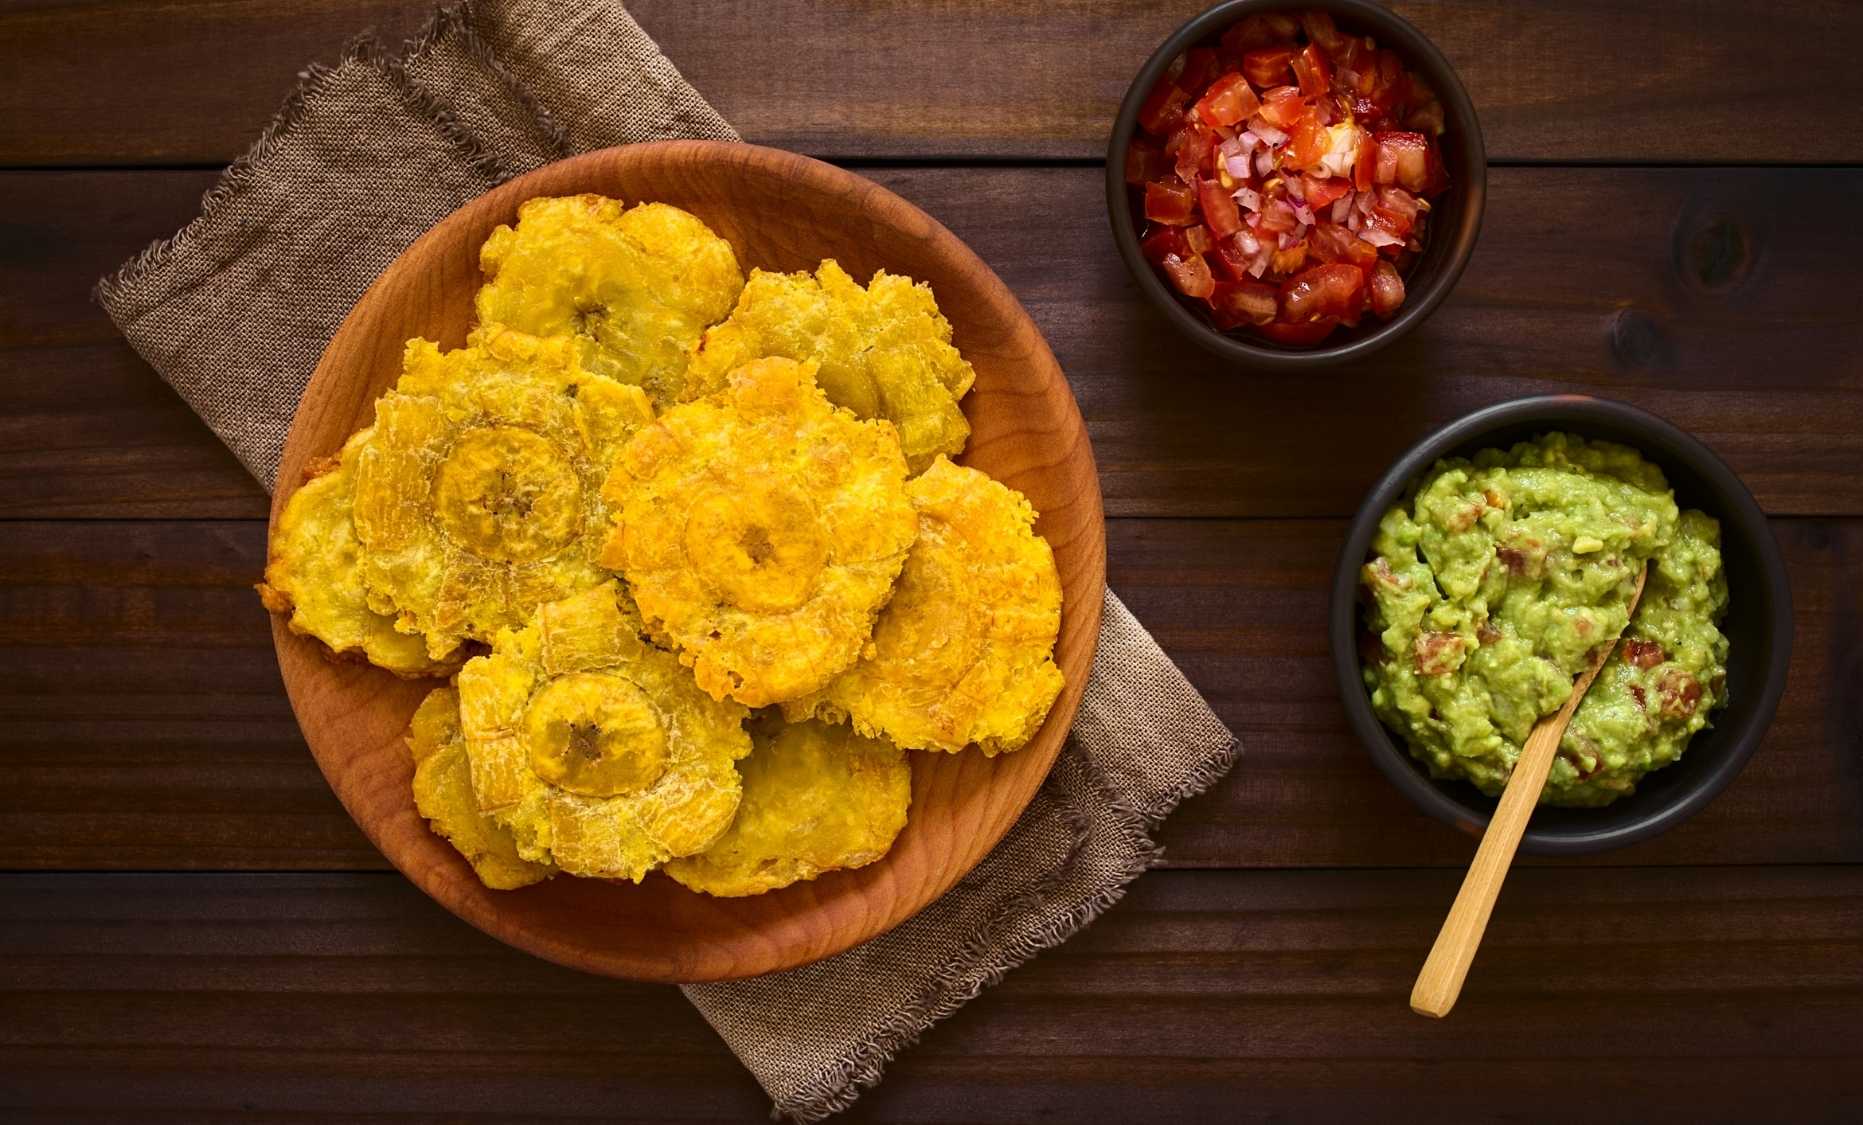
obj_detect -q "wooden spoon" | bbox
[1410,563,1649,1018]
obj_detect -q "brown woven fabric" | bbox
[96,4,1240,1119]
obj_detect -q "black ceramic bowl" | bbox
[1107,0,1485,368]
[1329,397,1793,854]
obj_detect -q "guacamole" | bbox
[1361,433,1729,806]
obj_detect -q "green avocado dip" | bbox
[1360,433,1730,807]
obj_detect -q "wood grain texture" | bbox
[3,0,1862,165]
[4,517,1856,872]
[8,165,1862,520]
[4,869,1861,1122]
[273,141,1104,981]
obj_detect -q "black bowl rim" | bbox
[1105,0,1488,368]
[1327,395,1795,855]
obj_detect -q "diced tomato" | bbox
[1144,180,1198,225]
[1196,178,1243,238]
[1287,112,1330,171]
[1299,11,1345,51]
[1291,43,1333,98]
[1138,78,1190,136]
[1211,233,1257,280]
[1368,260,1406,317]
[1258,316,1340,345]
[1331,35,1372,83]
[1307,221,1377,269]
[1242,47,1299,88]
[1161,252,1215,299]
[1256,85,1307,128]
[1209,279,1280,328]
[1303,176,1351,210]
[1353,132,1378,190]
[1165,123,1217,182]
[1193,72,1262,128]
[1268,243,1308,275]
[1179,47,1221,94]
[1124,138,1173,185]
[1374,131,1431,191]
[1258,196,1299,234]
[1183,223,1214,255]
[1281,263,1366,322]
[1139,225,1187,265]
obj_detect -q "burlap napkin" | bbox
[97,3,1240,1119]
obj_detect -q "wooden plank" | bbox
[1,517,1855,872]
[4,1,1862,165]
[7,165,1862,520]
[3,868,1860,1121]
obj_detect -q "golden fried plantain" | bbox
[258,427,458,676]
[787,456,1063,755]
[475,194,743,408]
[407,685,554,890]
[683,260,976,474]
[351,326,653,660]
[600,356,918,708]
[454,582,751,881]
[664,717,911,897]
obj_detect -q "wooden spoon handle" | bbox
[1410,565,1649,1018]
[1408,690,1573,1018]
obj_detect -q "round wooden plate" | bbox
[270,141,1105,982]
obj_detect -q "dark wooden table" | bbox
[3,1,1861,1120]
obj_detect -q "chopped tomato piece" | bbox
[1368,260,1406,317]
[1269,243,1309,275]
[1144,180,1198,225]
[1373,131,1431,192]
[1210,279,1281,328]
[1331,35,1371,83]
[1622,639,1668,669]
[1138,79,1190,136]
[1193,72,1262,127]
[1124,138,1173,185]
[1183,223,1214,255]
[1286,112,1330,170]
[1258,196,1299,234]
[1256,85,1307,128]
[1299,11,1345,51]
[1242,46,1300,88]
[1165,123,1217,182]
[1281,263,1366,322]
[1307,221,1377,269]
[1139,226,1186,265]
[1161,252,1215,299]
[1196,178,1244,237]
[1291,43,1333,97]
[1353,132,1378,190]
[1302,176,1351,210]
[1211,233,1257,280]
[1179,47,1221,94]
[1258,316,1339,345]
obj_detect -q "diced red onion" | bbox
[1225,155,1254,180]
[1254,149,1275,175]
[1330,193,1353,223]
[1355,190,1378,214]
[1361,228,1404,247]
[1292,203,1316,225]
[1232,185,1263,211]
[1235,229,1261,255]
[1283,176,1305,202]
[1219,136,1244,158]
[1245,211,1263,229]
[1278,230,1299,250]
[1237,131,1260,152]
[1248,247,1272,278]
[1247,117,1288,147]
[1346,210,1364,232]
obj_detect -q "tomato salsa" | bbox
[1125,10,1450,345]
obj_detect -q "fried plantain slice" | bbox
[454,581,751,881]
[664,717,911,898]
[475,194,744,408]
[407,685,554,890]
[258,427,459,676]
[787,456,1064,755]
[351,326,654,660]
[600,356,918,708]
[682,260,976,474]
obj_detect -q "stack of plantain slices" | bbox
[260,195,1064,896]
